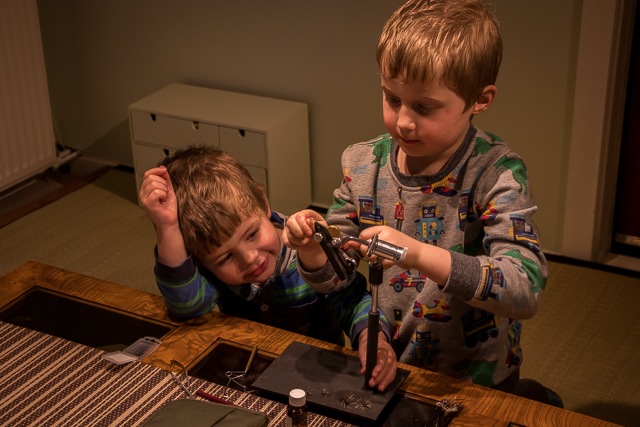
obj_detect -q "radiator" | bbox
[0,0,56,192]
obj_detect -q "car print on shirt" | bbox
[389,270,426,293]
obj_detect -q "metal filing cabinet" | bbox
[129,83,311,214]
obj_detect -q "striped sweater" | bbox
[154,212,387,346]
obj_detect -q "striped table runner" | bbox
[0,322,354,427]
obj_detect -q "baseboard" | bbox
[114,164,135,174]
[545,252,640,279]
[307,204,328,214]
[0,166,112,229]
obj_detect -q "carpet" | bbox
[0,169,159,295]
[520,261,640,426]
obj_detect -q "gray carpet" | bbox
[0,169,159,295]
[0,169,638,426]
[520,262,640,426]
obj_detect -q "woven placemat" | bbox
[0,322,354,426]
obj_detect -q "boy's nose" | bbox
[397,106,416,130]
[238,246,259,268]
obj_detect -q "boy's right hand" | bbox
[139,166,178,229]
[140,166,188,267]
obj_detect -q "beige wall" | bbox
[37,0,615,256]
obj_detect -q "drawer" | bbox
[131,111,219,149]
[134,143,170,175]
[219,127,266,167]
[244,165,268,197]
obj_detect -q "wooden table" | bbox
[0,261,619,427]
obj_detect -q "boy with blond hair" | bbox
[139,146,397,390]
[285,0,561,406]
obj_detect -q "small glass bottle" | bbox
[286,388,308,427]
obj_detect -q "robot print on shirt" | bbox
[409,322,440,366]
[395,187,404,230]
[415,202,445,244]
[457,189,470,231]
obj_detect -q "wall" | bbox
[37,0,585,255]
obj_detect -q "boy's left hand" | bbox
[283,209,330,271]
[355,225,452,288]
[283,209,325,250]
[358,330,397,392]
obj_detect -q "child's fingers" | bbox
[376,350,398,391]
[358,333,398,391]
[295,210,321,236]
[294,214,311,236]
[141,178,167,198]
[142,166,166,180]
[358,225,384,240]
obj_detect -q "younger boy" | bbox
[139,146,397,390]
[285,0,558,404]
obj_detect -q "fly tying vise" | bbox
[312,222,408,388]
[312,223,407,279]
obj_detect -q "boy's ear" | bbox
[471,84,497,115]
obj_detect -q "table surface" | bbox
[0,261,619,427]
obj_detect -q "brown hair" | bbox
[161,146,268,258]
[377,0,502,109]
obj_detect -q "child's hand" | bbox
[283,210,329,271]
[139,166,179,229]
[283,209,325,251]
[356,225,452,285]
[358,330,397,392]
[350,226,420,269]
[140,166,188,267]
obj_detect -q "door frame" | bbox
[561,0,636,262]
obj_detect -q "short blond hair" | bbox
[377,0,502,109]
[162,146,268,258]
